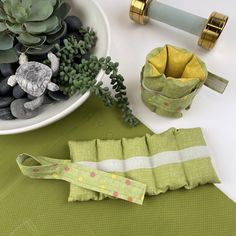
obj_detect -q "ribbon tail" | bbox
[16,154,146,205]
[204,71,229,94]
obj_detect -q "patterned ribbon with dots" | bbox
[16,154,146,205]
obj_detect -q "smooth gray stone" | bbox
[0,97,14,108]
[13,85,26,99]
[10,99,40,119]
[65,16,82,33]
[43,95,54,104]
[27,94,36,100]
[0,107,15,120]
[0,63,16,77]
[0,78,13,96]
[48,90,69,101]
[14,43,24,55]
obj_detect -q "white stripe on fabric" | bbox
[78,146,210,173]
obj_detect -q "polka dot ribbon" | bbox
[16,154,146,205]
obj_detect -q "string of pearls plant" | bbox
[44,28,138,127]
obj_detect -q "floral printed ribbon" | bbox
[16,154,147,205]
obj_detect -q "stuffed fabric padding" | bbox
[68,127,219,202]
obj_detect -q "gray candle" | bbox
[129,0,228,50]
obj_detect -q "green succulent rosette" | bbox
[0,0,71,63]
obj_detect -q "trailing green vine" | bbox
[44,28,138,127]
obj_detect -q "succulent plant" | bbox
[43,30,139,127]
[0,0,71,63]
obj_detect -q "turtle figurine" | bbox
[7,52,60,111]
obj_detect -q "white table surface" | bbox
[96,0,236,202]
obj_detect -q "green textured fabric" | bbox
[141,45,228,118]
[205,71,229,94]
[16,154,146,205]
[0,95,236,236]
[68,128,219,202]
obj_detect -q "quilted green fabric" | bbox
[68,128,219,202]
[0,95,236,236]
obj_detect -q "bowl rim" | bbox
[0,0,111,135]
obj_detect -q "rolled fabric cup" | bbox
[141,45,207,118]
[129,0,228,50]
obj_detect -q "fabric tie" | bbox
[16,154,147,205]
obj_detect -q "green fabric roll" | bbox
[141,45,228,118]
[68,128,219,202]
[0,95,236,236]
[142,45,207,118]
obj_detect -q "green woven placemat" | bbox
[0,95,235,236]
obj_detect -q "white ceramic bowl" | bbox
[0,0,111,135]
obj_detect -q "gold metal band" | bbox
[198,12,228,50]
[129,0,152,25]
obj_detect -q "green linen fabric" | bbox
[141,45,228,118]
[68,128,219,202]
[16,154,147,205]
[0,95,236,236]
